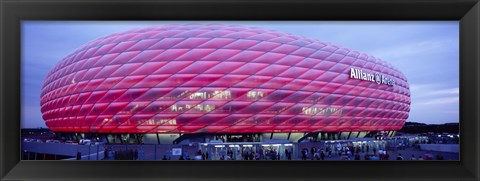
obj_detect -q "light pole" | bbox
[88,145,91,160]
[96,144,99,160]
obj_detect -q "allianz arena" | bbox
[40,24,410,137]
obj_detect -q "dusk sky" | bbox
[21,21,459,128]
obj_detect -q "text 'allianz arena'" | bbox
[40,24,411,134]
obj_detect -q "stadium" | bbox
[39,24,411,145]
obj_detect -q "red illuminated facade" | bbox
[40,25,410,134]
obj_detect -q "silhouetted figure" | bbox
[436,154,444,160]
[76,152,81,160]
[354,154,361,160]
[104,148,108,158]
[410,154,416,160]
[301,148,307,160]
[396,154,404,160]
[310,147,316,160]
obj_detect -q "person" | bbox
[396,154,404,160]
[354,153,361,160]
[179,155,185,160]
[366,144,370,153]
[287,150,292,160]
[320,150,325,160]
[410,154,416,160]
[384,152,390,160]
[373,147,377,155]
[418,155,424,160]
[301,148,307,160]
[245,149,250,160]
[264,150,269,160]
[113,151,118,160]
[310,147,316,160]
[378,151,383,160]
[206,151,209,160]
[424,151,433,160]
[162,155,168,160]
[129,149,134,160]
[436,154,444,160]
[183,151,189,160]
[272,150,277,160]
[364,154,370,160]
[259,148,264,160]
[104,147,108,158]
[228,149,233,158]
[326,146,332,157]
[337,143,342,156]
[76,152,81,160]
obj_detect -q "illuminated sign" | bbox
[350,68,395,86]
[172,148,182,155]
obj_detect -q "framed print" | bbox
[20,21,459,162]
[1,0,479,181]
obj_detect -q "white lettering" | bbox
[349,67,395,87]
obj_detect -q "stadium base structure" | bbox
[54,131,397,145]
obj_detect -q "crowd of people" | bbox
[101,136,451,161]
[103,147,145,160]
[297,142,446,161]
[216,147,293,160]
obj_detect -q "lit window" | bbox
[246,91,265,99]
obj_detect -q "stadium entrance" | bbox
[198,141,295,160]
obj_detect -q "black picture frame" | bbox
[1,0,479,180]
